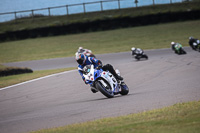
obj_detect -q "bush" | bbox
[0,67,33,77]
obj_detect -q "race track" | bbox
[0,48,200,133]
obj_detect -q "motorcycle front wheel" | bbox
[95,80,114,98]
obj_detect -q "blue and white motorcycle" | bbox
[83,65,129,98]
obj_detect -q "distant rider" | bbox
[77,46,92,54]
[171,42,186,54]
[75,53,123,93]
[171,42,177,51]
[189,37,200,50]
[131,47,144,56]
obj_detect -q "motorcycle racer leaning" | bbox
[189,37,200,50]
[78,46,92,54]
[75,53,123,93]
[171,42,186,55]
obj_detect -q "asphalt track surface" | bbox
[1,48,200,133]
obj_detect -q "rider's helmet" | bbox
[75,53,86,65]
[171,42,175,45]
[131,47,136,51]
[189,36,193,40]
[78,47,84,53]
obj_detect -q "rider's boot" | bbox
[110,69,123,81]
[116,75,123,81]
[105,64,123,81]
[112,72,123,82]
[102,64,123,82]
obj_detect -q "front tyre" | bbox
[95,80,114,98]
[120,82,129,95]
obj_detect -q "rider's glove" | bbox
[84,79,89,84]
[97,60,103,69]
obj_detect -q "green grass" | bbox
[31,101,200,133]
[0,67,75,88]
[0,2,200,34]
[0,20,200,63]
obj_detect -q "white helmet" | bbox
[78,47,84,53]
[189,36,193,40]
[171,42,175,45]
[78,46,83,50]
[131,47,136,51]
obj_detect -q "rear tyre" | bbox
[179,48,186,54]
[143,54,148,59]
[95,80,114,98]
[120,82,129,95]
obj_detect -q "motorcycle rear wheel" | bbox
[120,82,129,95]
[143,54,148,59]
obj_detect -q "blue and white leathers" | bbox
[78,56,99,81]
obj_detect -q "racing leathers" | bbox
[132,48,144,56]
[77,56,123,85]
[171,43,181,52]
[171,42,186,54]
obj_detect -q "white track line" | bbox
[0,70,76,91]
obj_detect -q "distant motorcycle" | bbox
[133,53,148,60]
[84,52,96,58]
[75,51,96,58]
[83,65,129,98]
[191,42,200,52]
[189,37,200,52]
[77,47,96,58]
[131,48,148,60]
[172,43,187,55]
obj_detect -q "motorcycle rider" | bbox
[131,47,144,55]
[189,36,200,50]
[77,46,92,54]
[76,46,96,58]
[171,42,176,51]
[171,42,186,54]
[75,52,123,93]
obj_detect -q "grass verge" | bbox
[0,67,76,88]
[1,20,200,63]
[31,101,200,133]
